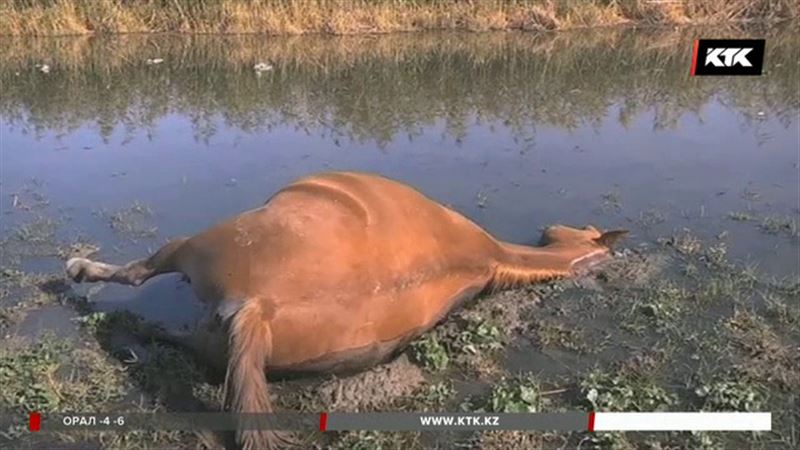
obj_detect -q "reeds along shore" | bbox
[0,0,796,36]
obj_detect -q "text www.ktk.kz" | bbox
[419,415,501,427]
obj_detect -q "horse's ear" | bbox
[594,230,629,250]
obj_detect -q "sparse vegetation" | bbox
[1,216,65,266]
[762,292,800,325]
[411,381,456,410]
[409,334,449,372]
[476,190,490,209]
[694,376,766,412]
[659,230,702,255]
[740,187,763,202]
[581,368,676,412]
[704,241,729,267]
[453,317,504,355]
[637,208,666,228]
[583,432,637,450]
[724,308,800,389]
[728,211,755,221]
[96,201,158,241]
[331,430,417,450]
[600,189,623,213]
[618,279,690,334]
[486,375,547,413]
[759,214,798,238]
[410,312,506,378]
[12,216,57,244]
[74,309,148,339]
[530,320,589,353]
[0,334,128,439]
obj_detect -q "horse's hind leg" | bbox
[66,237,188,286]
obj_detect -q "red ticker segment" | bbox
[319,412,328,432]
[29,412,41,432]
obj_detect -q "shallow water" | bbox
[1,26,798,333]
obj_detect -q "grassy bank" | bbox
[1,0,796,36]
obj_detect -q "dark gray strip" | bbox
[37,412,588,431]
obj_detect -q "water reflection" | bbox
[0,25,797,145]
[0,24,797,288]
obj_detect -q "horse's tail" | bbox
[225,300,292,450]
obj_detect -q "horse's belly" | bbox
[266,274,489,373]
[269,332,412,377]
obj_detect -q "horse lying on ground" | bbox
[66,171,626,449]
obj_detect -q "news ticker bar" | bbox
[23,412,772,433]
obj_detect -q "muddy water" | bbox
[1,26,798,335]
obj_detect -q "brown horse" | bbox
[65,171,626,449]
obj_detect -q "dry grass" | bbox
[0,0,796,36]
[725,308,800,389]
